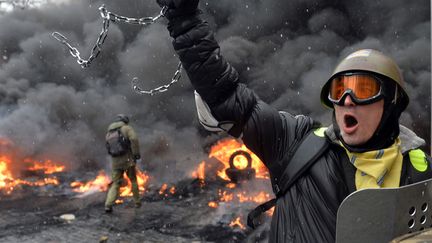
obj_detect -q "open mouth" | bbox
[344,114,358,128]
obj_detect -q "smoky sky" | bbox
[0,0,430,178]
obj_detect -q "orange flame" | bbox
[229,217,246,229]
[208,201,218,208]
[192,161,206,180]
[158,183,176,197]
[71,171,110,193]
[25,159,65,174]
[119,170,149,197]
[218,189,234,202]
[232,154,249,170]
[236,191,271,204]
[209,138,268,180]
[159,183,168,195]
[0,156,15,194]
[225,183,236,189]
[71,170,150,198]
[0,155,60,194]
[169,186,176,194]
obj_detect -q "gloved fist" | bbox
[156,0,199,20]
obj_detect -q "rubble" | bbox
[59,214,76,223]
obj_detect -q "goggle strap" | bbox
[392,84,398,104]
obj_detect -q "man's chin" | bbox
[341,134,364,146]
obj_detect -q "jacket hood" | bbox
[108,121,126,131]
[325,124,425,154]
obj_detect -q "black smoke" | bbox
[0,0,430,178]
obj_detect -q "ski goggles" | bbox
[328,73,384,105]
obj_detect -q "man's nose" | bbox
[343,94,356,106]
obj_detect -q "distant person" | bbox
[155,0,432,242]
[104,114,142,213]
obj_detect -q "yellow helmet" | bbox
[320,49,409,110]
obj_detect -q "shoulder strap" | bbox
[247,129,329,229]
[108,126,122,132]
[274,129,329,196]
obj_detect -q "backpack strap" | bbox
[247,128,329,229]
[108,126,122,133]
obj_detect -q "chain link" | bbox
[132,62,182,96]
[99,5,166,25]
[52,5,165,68]
[52,5,181,95]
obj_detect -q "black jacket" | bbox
[168,15,432,243]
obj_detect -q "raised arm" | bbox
[157,0,316,170]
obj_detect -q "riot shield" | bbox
[336,178,432,243]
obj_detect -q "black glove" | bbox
[156,0,199,20]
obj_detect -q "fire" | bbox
[192,161,205,180]
[232,154,249,170]
[169,186,176,194]
[0,156,14,194]
[17,177,60,187]
[25,159,65,174]
[198,138,274,226]
[208,201,218,208]
[0,136,150,200]
[236,191,271,204]
[209,138,268,180]
[158,183,176,197]
[229,217,246,229]
[71,170,150,198]
[214,189,272,204]
[71,171,110,193]
[159,183,168,195]
[219,189,234,202]
[225,183,236,189]
[0,155,61,194]
[119,170,149,197]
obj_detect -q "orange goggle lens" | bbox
[329,74,381,101]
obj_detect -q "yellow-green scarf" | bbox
[341,138,403,190]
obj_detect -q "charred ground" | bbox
[0,176,271,243]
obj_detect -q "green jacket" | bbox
[107,121,140,170]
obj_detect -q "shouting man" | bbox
[156,0,432,242]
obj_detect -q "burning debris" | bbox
[209,138,269,181]
[0,1,428,241]
[226,150,256,183]
[0,138,63,194]
[0,135,272,242]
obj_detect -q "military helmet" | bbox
[320,49,409,110]
[115,114,129,124]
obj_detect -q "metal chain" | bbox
[52,5,182,95]
[52,5,166,68]
[132,62,182,96]
[99,4,166,25]
[51,14,109,68]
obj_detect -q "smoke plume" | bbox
[0,0,430,179]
